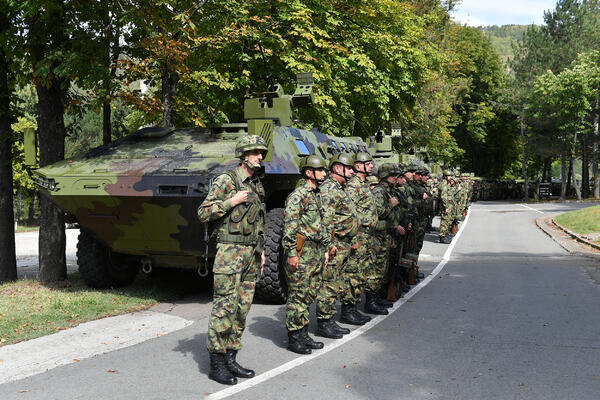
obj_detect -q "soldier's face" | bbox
[404,172,413,180]
[343,165,355,178]
[246,150,263,164]
[421,174,429,183]
[315,168,327,181]
[396,176,406,185]
[365,161,374,174]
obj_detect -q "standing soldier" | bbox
[439,170,455,244]
[316,153,358,338]
[369,164,402,311]
[198,135,268,385]
[282,154,331,354]
[414,164,433,278]
[341,152,378,325]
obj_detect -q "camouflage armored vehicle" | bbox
[30,73,378,303]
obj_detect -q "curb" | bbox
[551,218,600,251]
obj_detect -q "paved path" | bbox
[1,201,599,400]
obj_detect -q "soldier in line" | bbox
[315,153,358,337]
[341,152,378,325]
[366,164,402,314]
[198,135,268,385]
[438,170,456,244]
[282,154,332,355]
[413,164,433,278]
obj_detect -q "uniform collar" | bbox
[235,164,252,183]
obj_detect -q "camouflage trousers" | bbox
[316,240,351,320]
[206,243,259,354]
[285,241,325,331]
[364,233,389,293]
[439,211,453,236]
[342,231,373,305]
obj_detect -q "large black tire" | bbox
[77,229,138,288]
[255,208,288,304]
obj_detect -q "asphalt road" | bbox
[2,201,599,400]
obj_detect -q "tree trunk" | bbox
[593,90,599,199]
[560,150,567,201]
[0,43,17,283]
[581,134,589,198]
[570,129,582,201]
[28,4,67,282]
[102,103,111,145]
[27,190,36,223]
[566,158,573,197]
[161,64,178,127]
[520,105,529,201]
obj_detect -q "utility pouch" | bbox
[296,233,306,258]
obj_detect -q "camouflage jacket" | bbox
[282,179,331,257]
[440,181,456,210]
[402,182,419,222]
[197,165,265,245]
[390,184,411,231]
[371,181,396,233]
[320,176,359,243]
[345,174,378,230]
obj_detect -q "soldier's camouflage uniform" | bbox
[439,179,455,238]
[369,180,395,293]
[316,176,358,320]
[416,179,434,254]
[343,174,378,305]
[282,179,331,331]
[198,165,265,354]
[402,181,419,256]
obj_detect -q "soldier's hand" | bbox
[287,256,299,271]
[329,245,338,257]
[260,250,265,275]
[408,222,412,230]
[423,193,428,200]
[389,197,399,207]
[396,225,406,236]
[230,190,250,206]
[324,251,330,268]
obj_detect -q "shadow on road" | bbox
[247,307,287,349]
[173,333,210,375]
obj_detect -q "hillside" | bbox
[481,24,531,64]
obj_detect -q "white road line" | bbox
[519,204,544,214]
[205,208,472,400]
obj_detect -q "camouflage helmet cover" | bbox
[367,176,379,185]
[329,152,355,170]
[299,154,327,171]
[443,169,452,176]
[377,163,397,179]
[354,151,373,164]
[235,135,268,158]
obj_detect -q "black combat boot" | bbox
[353,304,372,323]
[209,352,237,385]
[363,292,388,315]
[340,303,366,325]
[287,329,311,354]
[376,296,394,308]
[225,349,255,378]
[330,319,350,335]
[316,319,343,339]
[301,325,324,349]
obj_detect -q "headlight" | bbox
[35,176,58,191]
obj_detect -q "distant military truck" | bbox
[28,73,381,303]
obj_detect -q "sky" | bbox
[451,0,558,27]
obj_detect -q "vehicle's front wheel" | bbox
[77,229,139,288]
[255,208,288,304]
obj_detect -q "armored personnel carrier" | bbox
[30,73,385,303]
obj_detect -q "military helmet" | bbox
[367,176,379,185]
[396,163,406,176]
[354,151,373,164]
[419,163,431,175]
[403,162,417,173]
[443,169,452,176]
[329,152,355,170]
[299,154,327,171]
[377,163,397,179]
[235,135,268,158]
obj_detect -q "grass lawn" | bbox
[0,270,207,346]
[555,204,600,243]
